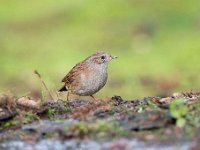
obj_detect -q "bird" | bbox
[59,51,117,101]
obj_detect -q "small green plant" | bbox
[23,111,40,124]
[170,98,188,128]
[136,100,158,113]
[47,108,56,119]
[186,103,200,128]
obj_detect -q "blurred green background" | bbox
[0,0,200,99]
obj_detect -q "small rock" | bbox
[0,108,17,121]
[17,97,39,109]
[158,97,173,105]
[173,92,183,99]
[112,95,124,106]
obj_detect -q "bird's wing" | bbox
[61,61,88,86]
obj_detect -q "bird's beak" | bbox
[111,55,118,59]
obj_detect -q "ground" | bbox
[0,91,200,150]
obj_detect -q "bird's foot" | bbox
[93,99,101,105]
[90,95,101,105]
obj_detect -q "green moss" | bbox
[1,119,20,128]
[0,111,40,129]
[68,120,128,139]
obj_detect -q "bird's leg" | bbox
[67,91,70,101]
[67,86,72,101]
[90,95,97,101]
[90,95,101,104]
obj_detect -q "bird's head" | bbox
[87,51,118,65]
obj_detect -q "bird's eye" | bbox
[101,55,105,60]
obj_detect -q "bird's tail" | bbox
[59,85,68,92]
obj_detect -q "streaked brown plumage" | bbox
[59,51,117,100]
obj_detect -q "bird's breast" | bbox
[77,67,107,95]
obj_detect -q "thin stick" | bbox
[34,70,55,101]
[54,90,60,100]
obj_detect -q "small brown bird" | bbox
[59,51,117,101]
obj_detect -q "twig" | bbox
[54,88,61,100]
[34,70,55,101]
